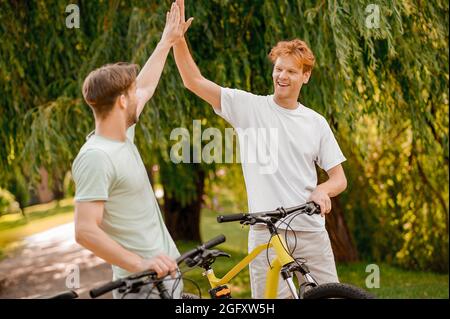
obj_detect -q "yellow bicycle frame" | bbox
[204,233,294,299]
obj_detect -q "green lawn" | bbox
[0,200,448,298]
[337,262,449,299]
[0,198,75,257]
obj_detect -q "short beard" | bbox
[126,103,138,127]
[127,112,138,126]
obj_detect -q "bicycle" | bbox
[86,201,374,299]
[43,236,223,299]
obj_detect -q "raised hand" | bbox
[176,0,194,36]
[160,2,183,45]
[160,1,194,46]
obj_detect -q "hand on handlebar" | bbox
[309,188,331,216]
[137,254,178,279]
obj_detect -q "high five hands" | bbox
[161,0,194,46]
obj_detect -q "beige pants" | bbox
[248,224,339,299]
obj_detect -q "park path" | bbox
[0,222,113,299]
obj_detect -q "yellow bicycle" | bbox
[185,201,374,299]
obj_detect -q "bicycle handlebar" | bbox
[216,213,246,223]
[89,234,226,298]
[217,202,321,224]
[90,279,126,298]
[202,234,226,249]
[177,234,225,264]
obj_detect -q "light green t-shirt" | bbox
[72,125,179,279]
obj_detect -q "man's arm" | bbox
[173,0,222,111]
[309,164,347,216]
[135,2,184,116]
[74,201,177,277]
[173,38,222,110]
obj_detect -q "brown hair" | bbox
[82,62,139,118]
[268,39,315,73]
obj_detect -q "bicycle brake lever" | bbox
[202,249,230,259]
[306,203,321,215]
[185,257,200,267]
[240,217,257,225]
[214,251,231,258]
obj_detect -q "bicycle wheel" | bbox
[303,283,375,299]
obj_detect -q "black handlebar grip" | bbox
[217,213,246,223]
[203,234,226,249]
[177,235,226,264]
[176,251,193,264]
[89,279,125,298]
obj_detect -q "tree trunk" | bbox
[163,168,205,242]
[36,167,54,203]
[325,197,359,262]
[317,166,359,262]
[51,172,65,202]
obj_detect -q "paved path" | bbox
[0,222,112,299]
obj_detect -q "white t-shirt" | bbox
[215,88,346,231]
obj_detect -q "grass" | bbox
[337,262,449,299]
[0,198,75,256]
[0,198,448,298]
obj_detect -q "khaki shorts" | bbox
[248,224,338,299]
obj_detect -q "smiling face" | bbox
[272,55,311,104]
[268,39,315,108]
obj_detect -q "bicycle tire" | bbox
[303,283,375,299]
[181,292,201,299]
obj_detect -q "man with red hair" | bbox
[173,0,347,298]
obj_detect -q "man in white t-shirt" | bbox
[172,0,347,298]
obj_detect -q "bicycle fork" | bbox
[281,262,319,299]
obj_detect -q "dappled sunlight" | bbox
[0,210,74,250]
[0,221,112,299]
[25,222,75,245]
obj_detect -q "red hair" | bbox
[269,39,315,72]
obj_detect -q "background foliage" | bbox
[0,0,448,272]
